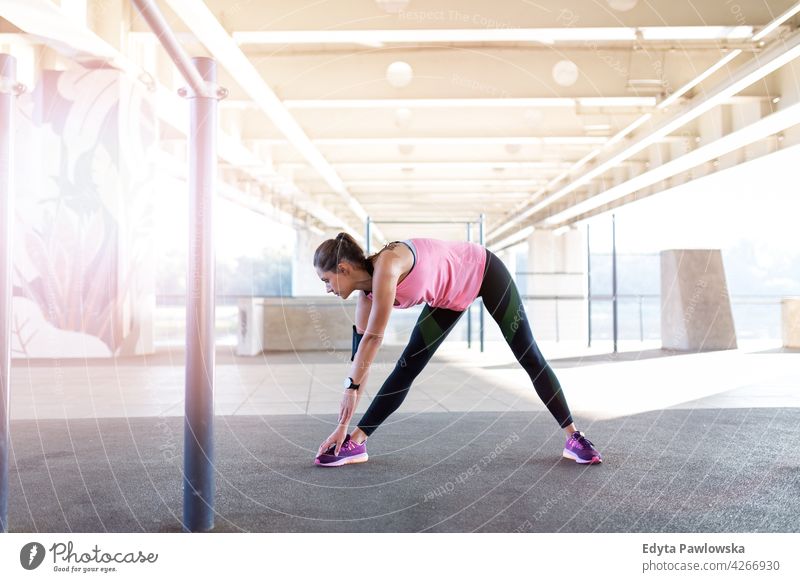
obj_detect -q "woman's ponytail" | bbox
[313,232,368,273]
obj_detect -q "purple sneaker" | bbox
[562,431,602,464]
[315,434,368,467]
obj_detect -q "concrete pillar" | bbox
[782,298,800,349]
[525,227,587,342]
[660,249,737,351]
[236,298,264,355]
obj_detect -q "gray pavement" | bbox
[6,407,799,533]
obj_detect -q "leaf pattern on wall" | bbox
[12,68,156,357]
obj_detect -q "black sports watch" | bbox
[343,377,360,390]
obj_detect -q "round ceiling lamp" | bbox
[552,60,579,87]
[386,61,414,88]
[375,0,410,13]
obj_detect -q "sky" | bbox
[153,173,296,263]
[593,142,800,257]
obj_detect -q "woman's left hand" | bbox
[318,425,348,456]
[337,389,358,426]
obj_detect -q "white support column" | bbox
[525,227,588,343]
[777,59,800,147]
[737,101,771,160]
[648,142,671,191]
[496,248,517,283]
[611,164,628,188]
[668,136,692,187]
[695,105,729,178]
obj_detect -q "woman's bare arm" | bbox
[348,261,398,386]
[355,291,371,335]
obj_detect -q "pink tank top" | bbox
[367,238,487,311]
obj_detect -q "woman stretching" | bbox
[313,233,602,467]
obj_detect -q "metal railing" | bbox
[510,292,786,343]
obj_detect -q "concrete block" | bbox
[660,249,737,351]
[236,297,264,356]
[782,297,800,348]
[263,296,357,352]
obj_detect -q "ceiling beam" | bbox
[488,28,800,241]
[161,0,385,243]
[232,26,755,47]
[283,97,657,109]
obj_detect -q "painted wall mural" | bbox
[11,67,157,358]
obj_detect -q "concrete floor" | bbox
[9,340,800,420]
[5,340,800,532]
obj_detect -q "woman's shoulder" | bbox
[372,242,412,274]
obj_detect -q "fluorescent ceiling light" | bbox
[309,137,609,146]
[641,26,752,41]
[577,97,655,107]
[283,97,657,109]
[657,49,742,110]
[345,179,546,187]
[322,161,572,170]
[358,189,531,200]
[491,147,603,240]
[546,100,800,225]
[260,136,697,147]
[233,26,754,46]
[490,226,535,253]
[552,225,572,236]
[752,2,800,42]
[0,32,34,45]
[604,113,653,147]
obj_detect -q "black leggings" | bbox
[356,249,574,436]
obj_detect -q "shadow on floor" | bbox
[484,348,702,370]
[749,347,800,354]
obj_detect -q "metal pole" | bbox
[183,57,221,533]
[131,0,224,532]
[587,222,592,348]
[639,295,644,342]
[466,222,472,348]
[365,216,371,255]
[0,54,23,534]
[368,219,478,225]
[131,0,211,98]
[554,297,560,343]
[612,214,618,354]
[479,213,485,352]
